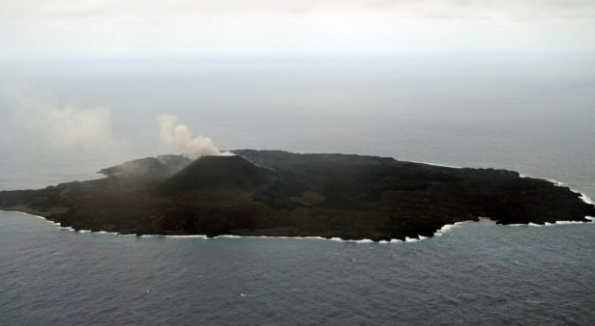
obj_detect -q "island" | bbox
[1,150,594,241]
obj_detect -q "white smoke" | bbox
[157,114,222,159]
[3,86,130,158]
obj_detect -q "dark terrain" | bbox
[1,150,593,241]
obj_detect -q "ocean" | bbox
[1,55,595,325]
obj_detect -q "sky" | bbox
[1,0,595,58]
[1,0,595,188]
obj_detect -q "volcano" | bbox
[159,155,274,193]
[0,150,593,241]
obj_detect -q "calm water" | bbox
[2,213,595,326]
[1,56,595,325]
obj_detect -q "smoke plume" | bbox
[157,114,221,159]
[3,86,130,158]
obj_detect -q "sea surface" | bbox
[1,56,595,325]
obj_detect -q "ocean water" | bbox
[1,56,595,325]
[2,213,595,326]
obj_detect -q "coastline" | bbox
[4,194,593,244]
[1,153,594,243]
[5,209,472,244]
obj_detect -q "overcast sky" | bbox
[1,0,595,58]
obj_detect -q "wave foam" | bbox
[155,234,208,239]
[378,239,403,244]
[551,220,588,225]
[408,160,461,169]
[507,220,592,227]
[433,221,469,237]
[96,231,119,235]
[580,193,594,205]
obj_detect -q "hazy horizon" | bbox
[1,0,594,188]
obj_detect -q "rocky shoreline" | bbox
[1,150,594,242]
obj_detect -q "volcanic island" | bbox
[1,150,594,241]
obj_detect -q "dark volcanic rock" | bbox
[1,150,593,241]
[99,155,191,185]
[159,155,274,193]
